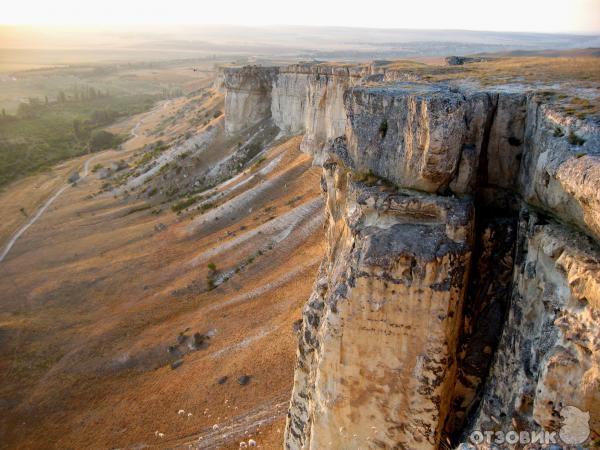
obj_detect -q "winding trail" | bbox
[0,103,153,264]
[0,152,103,263]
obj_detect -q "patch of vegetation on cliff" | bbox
[206,262,219,290]
[171,195,203,213]
[126,203,153,215]
[134,142,169,167]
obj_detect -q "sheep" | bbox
[154,431,165,438]
[239,442,247,448]
[178,409,185,415]
[212,424,219,430]
[187,412,193,418]
[248,439,256,447]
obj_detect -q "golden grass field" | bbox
[385,56,600,117]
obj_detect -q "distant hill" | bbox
[476,47,600,58]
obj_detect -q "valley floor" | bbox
[0,91,323,449]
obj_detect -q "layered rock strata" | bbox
[223,66,279,134]
[222,64,600,449]
[285,144,475,449]
[225,64,370,161]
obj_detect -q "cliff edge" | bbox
[222,61,600,449]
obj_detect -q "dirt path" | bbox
[0,152,105,263]
[130,101,165,138]
[0,106,155,264]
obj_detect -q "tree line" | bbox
[0,86,112,121]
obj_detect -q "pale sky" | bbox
[1,0,599,33]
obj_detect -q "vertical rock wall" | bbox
[285,145,475,449]
[468,209,600,442]
[225,64,370,161]
[271,67,311,134]
[299,66,367,163]
[220,65,600,449]
[223,66,279,134]
[344,85,495,194]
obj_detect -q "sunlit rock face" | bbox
[344,84,494,194]
[225,63,371,159]
[221,64,600,449]
[299,66,369,164]
[271,67,310,135]
[212,66,227,94]
[271,63,371,163]
[519,101,600,242]
[285,144,475,449]
[223,66,279,134]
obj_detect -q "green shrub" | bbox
[89,130,122,152]
[171,196,198,212]
[207,262,218,290]
[253,156,267,168]
[126,204,152,215]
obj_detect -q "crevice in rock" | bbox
[476,93,499,189]
[447,208,518,444]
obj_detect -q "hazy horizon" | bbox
[2,0,600,34]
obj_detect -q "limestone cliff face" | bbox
[223,66,279,134]
[271,66,311,134]
[212,66,227,94]
[519,102,600,242]
[469,209,600,440]
[298,66,368,163]
[344,85,494,194]
[286,143,475,449]
[221,65,599,449]
[226,64,370,161]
